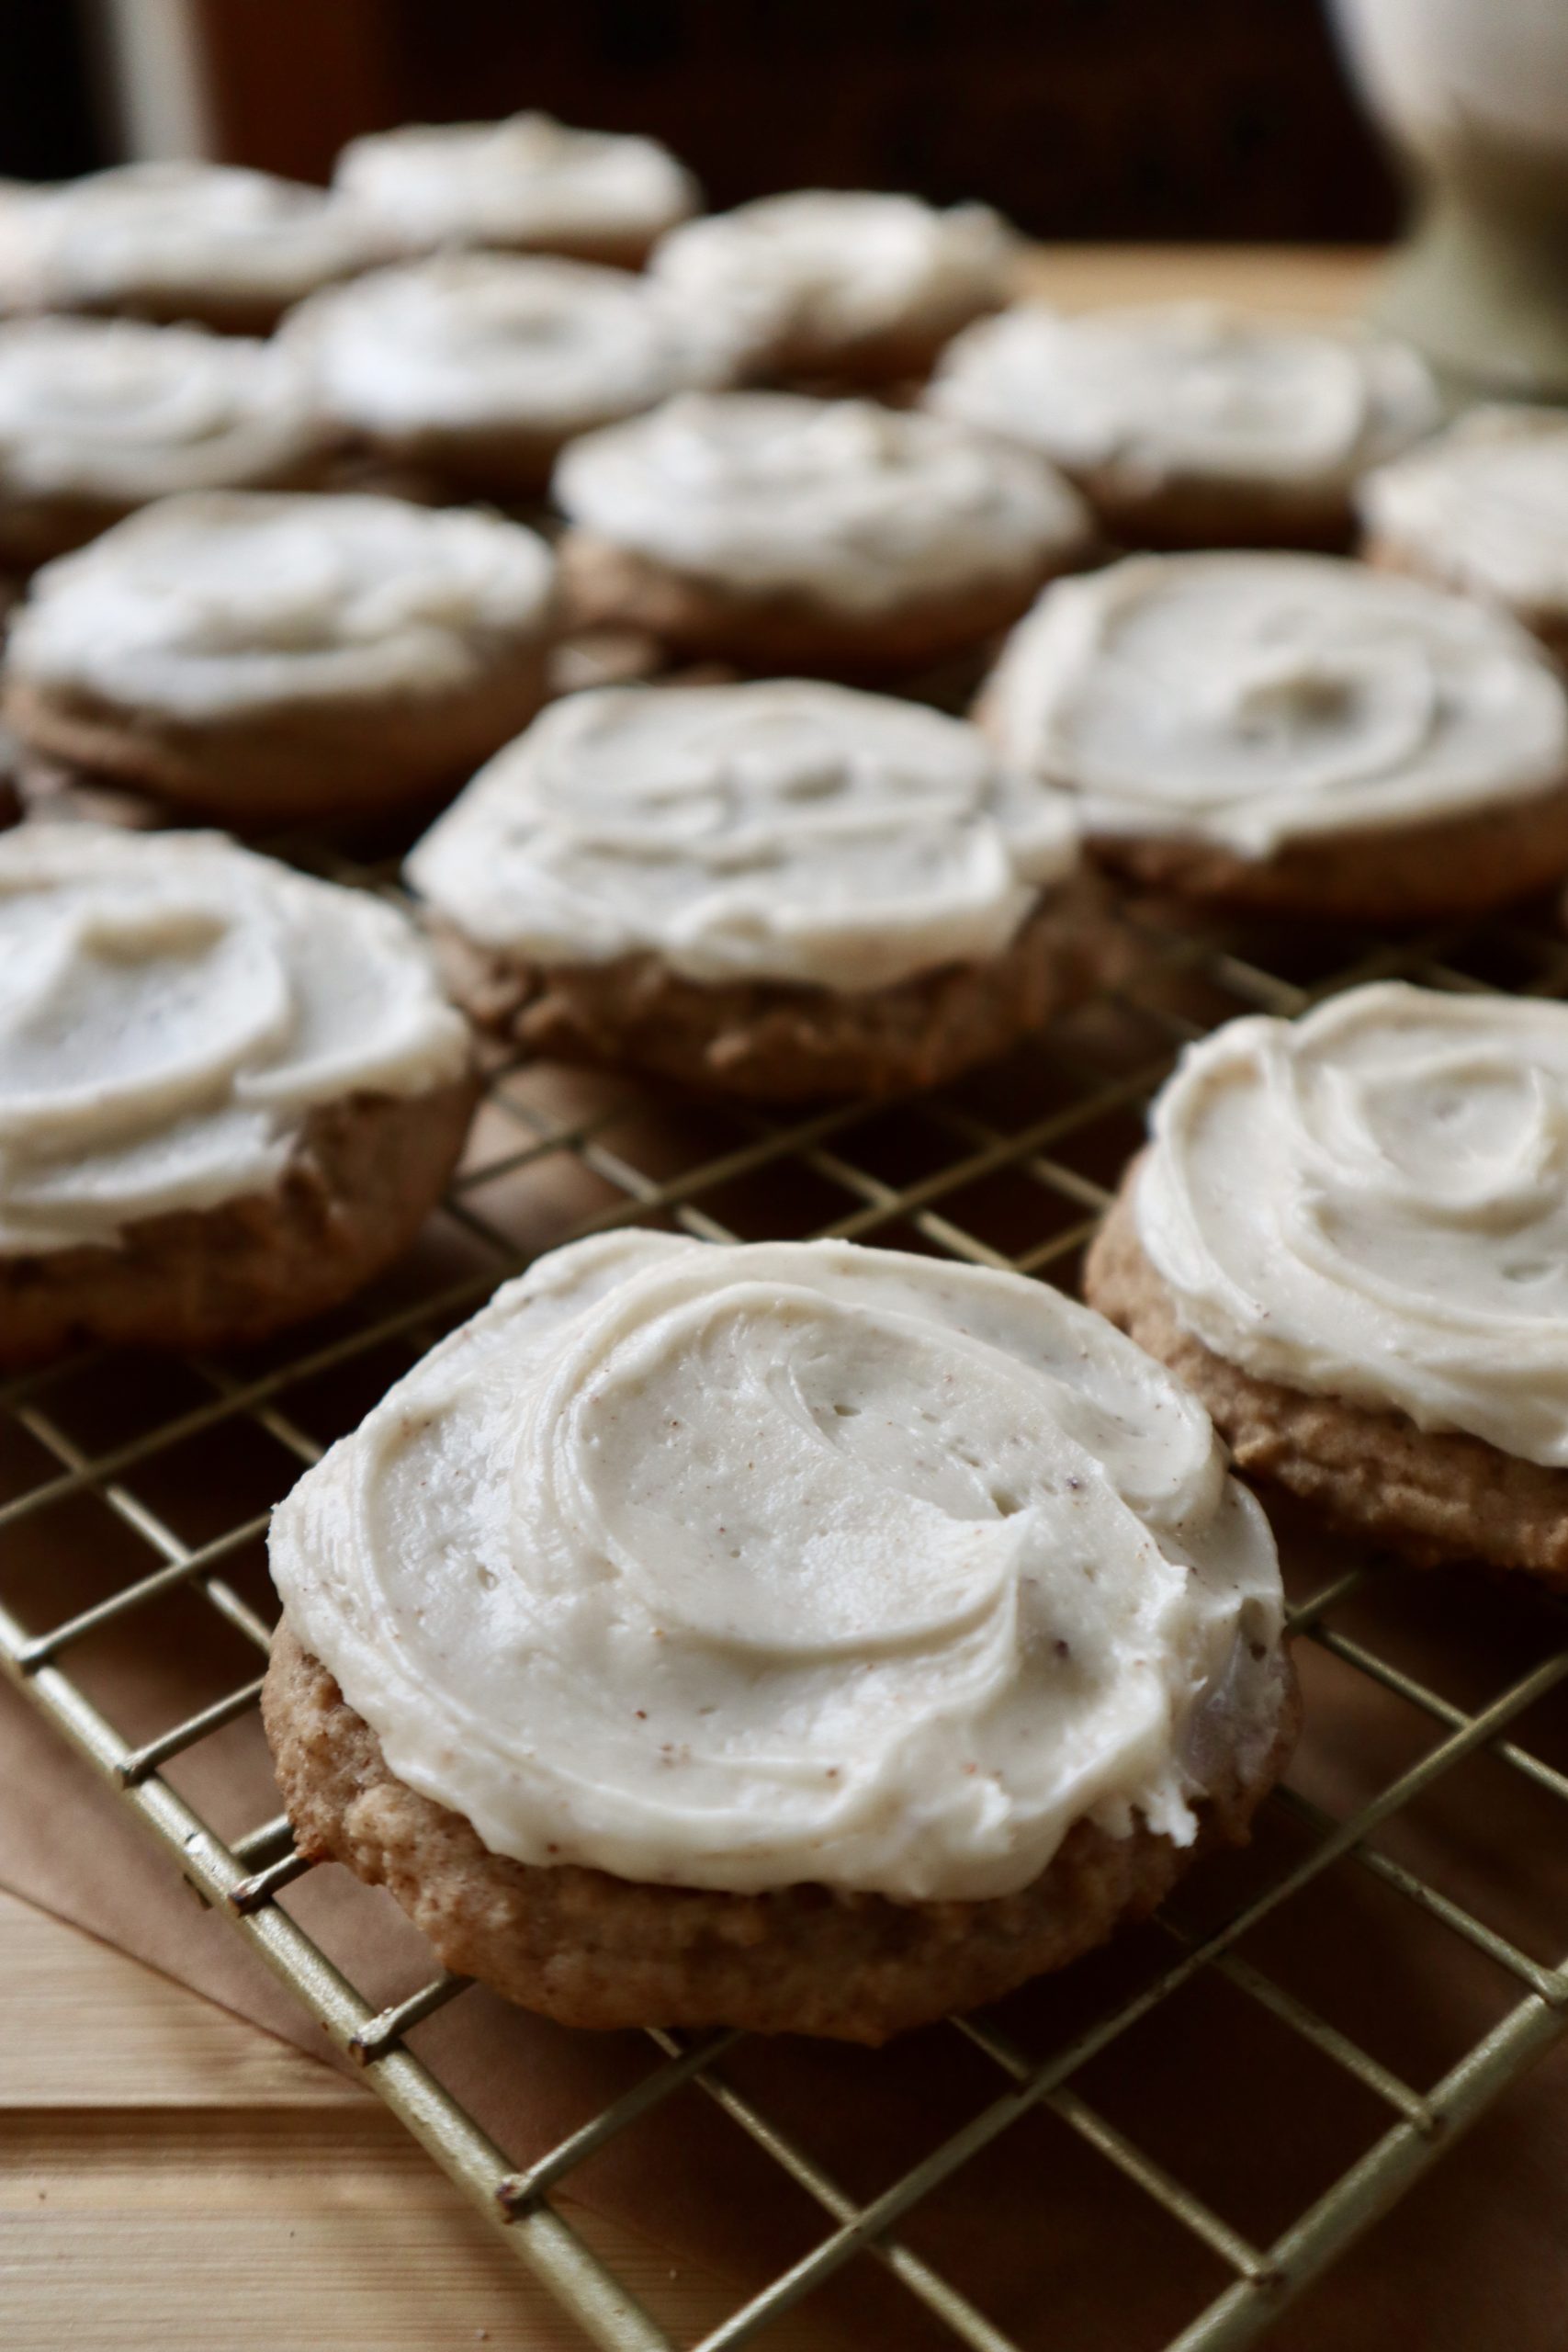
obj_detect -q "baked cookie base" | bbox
[50,281,359,339]
[4,648,553,831]
[1078,468,1355,555]
[0,446,343,573]
[0,1075,477,1368]
[1080,778,1568,922]
[263,1622,1299,2043]
[558,529,1089,679]
[435,885,1124,1102]
[473,228,671,271]
[346,416,595,503]
[744,302,1006,395]
[1086,1171,1568,1588]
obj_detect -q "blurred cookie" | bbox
[1087,984,1568,1586]
[286,251,733,499]
[930,302,1438,550]
[0,314,338,569]
[976,551,1568,919]
[649,188,1014,386]
[333,112,698,268]
[0,822,475,1365]
[1359,405,1568,662]
[265,1227,1295,2039]
[0,162,384,334]
[4,490,558,829]
[556,390,1096,677]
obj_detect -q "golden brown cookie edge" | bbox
[1085,1166,1568,1586]
[262,1620,1299,2043]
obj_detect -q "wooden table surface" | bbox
[1,246,1383,2352]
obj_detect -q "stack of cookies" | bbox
[6,110,1567,2045]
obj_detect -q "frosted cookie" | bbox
[333,113,698,268]
[649,188,1014,387]
[407,678,1113,1098]
[0,823,474,1364]
[0,163,384,335]
[1087,984,1568,1587]
[265,1228,1295,2041]
[1359,407,1568,662]
[285,252,734,499]
[976,552,1568,919]
[929,302,1439,550]
[555,391,1095,676]
[0,315,338,569]
[3,490,558,829]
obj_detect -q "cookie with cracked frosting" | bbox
[928,302,1439,550]
[284,252,736,500]
[648,188,1015,387]
[0,315,340,570]
[333,113,698,269]
[0,162,386,336]
[264,1228,1296,2039]
[976,551,1568,919]
[405,678,1116,1098]
[2,489,559,829]
[1359,407,1568,662]
[0,822,476,1364]
[555,390,1095,677]
[1086,983,1568,1586]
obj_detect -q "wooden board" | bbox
[0,1883,813,2349]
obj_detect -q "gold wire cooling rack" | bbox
[4,834,1568,2352]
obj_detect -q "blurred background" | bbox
[0,0,1394,241]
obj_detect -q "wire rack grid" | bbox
[4,840,1568,2352]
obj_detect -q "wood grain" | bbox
[0,1883,812,2351]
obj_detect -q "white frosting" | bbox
[980,553,1568,855]
[0,823,469,1254]
[333,114,697,257]
[0,163,382,315]
[649,189,1014,369]
[1137,982,1568,1467]
[269,1228,1285,1901]
[1360,406,1568,617]
[929,302,1439,490]
[406,681,1078,992]
[286,253,734,446]
[0,315,333,507]
[555,392,1092,615]
[6,491,558,724]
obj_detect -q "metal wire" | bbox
[5,849,1568,2352]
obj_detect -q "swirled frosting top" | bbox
[649,189,1014,367]
[928,301,1438,488]
[1135,982,1568,1466]
[269,1228,1286,1900]
[6,490,557,723]
[1359,405,1568,617]
[978,553,1568,855]
[555,391,1093,614]
[405,680,1078,991]
[286,252,735,443]
[0,822,469,1254]
[0,315,333,506]
[333,113,698,257]
[0,163,382,314]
